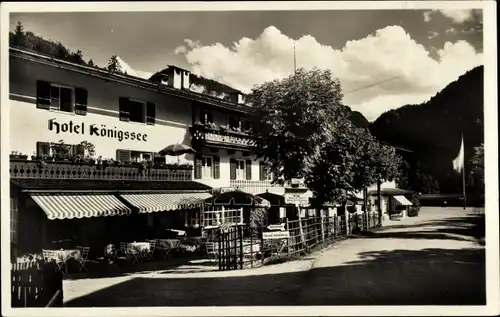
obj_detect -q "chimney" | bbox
[182,70,190,90]
[166,66,183,89]
[229,92,246,104]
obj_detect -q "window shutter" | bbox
[245,159,252,180]
[119,97,130,122]
[213,156,220,179]
[146,102,156,125]
[194,155,202,179]
[75,87,88,115]
[36,80,51,109]
[116,149,131,162]
[230,159,237,180]
[259,161,266,181]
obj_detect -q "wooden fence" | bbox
[235,212,381,268]
[11,261,64,307]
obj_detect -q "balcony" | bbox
[230,180,284,195]
[190,123,256,151]
[9,159,193,181]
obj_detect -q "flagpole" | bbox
[461,133,467,210]
[293,42,297,74]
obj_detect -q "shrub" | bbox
[408,193,421,217]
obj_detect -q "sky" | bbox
[10,8,484,121]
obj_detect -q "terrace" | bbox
[9,158,193,182]
[189,122,256,151]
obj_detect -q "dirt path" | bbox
[64,207,485,306]
[295,207,486,305]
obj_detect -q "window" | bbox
[236,159,245,180]
[36,80,88,115]
[201,156,213,179]
[36,141,84,158]
[228,116,241,129]
[119,97,155,125]
[10,198,18,244]
[195,155,219,180]
[231,159,251,180]
[185,210,201,228]
[265,168,273,181]
[116,149,153,162]
[202,208,243,228]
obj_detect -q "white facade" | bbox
[9,51,271,191]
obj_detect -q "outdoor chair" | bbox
[118,242,138,264]
[42,249,64,272]
[144,239,156,261]
[204,242,219,263]
[155,240,173,260]
[76,246,91,272]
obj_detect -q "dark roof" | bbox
[10,47,250,114]
[10,179,211,193]
[367,188,414,195]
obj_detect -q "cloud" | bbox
[423,11,433,22]
[435,9,476,23]
[445,28,456,34]
[428,31,439,39]
[174,25,482,121]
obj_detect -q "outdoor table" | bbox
[156,239,182,259]
[127,242,150,254]
[166,229,187,237]
[46,249,81,274]
[156,239,181,249]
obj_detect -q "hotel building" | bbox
[8,47,409,260]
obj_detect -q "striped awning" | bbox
[394,195,413,206]
[30,194,132,220]
[120,192,212,213]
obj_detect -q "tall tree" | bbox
[305,121,377,207]
[12,21,26,47]
[371,142,402,223]
[469,143,484,194]
[247,68,347,182]
[107,55,122,73]
[87,59,95,67]
[69,50,85,65]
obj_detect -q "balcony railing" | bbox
[230,180,284,195]
[9,159,193,181]
[190,125,256,150]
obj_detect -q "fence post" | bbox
[285,218,291,256]
[297,206,306,254]
[238,225,243,270]
[320,210,325,244]
[250,225,254,268]
[260,226,265,266]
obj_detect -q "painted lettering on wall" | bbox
[48,119,148,142]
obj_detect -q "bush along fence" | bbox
[216,212,381,271]
[11,260,64,307]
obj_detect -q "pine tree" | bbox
[12,21,26,47]
[88,59,95,67]
[107,55,122,73]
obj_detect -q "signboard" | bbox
[267,223,286,231]
[220,187,236,194]
[284,193,309,206]
[48,119,148,142]
[262,231,290,240]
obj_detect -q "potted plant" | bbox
[52,140,72,162]
[10,151,28,160]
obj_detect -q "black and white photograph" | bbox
[1,1,498,316]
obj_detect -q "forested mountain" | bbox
[370,66,484,194]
